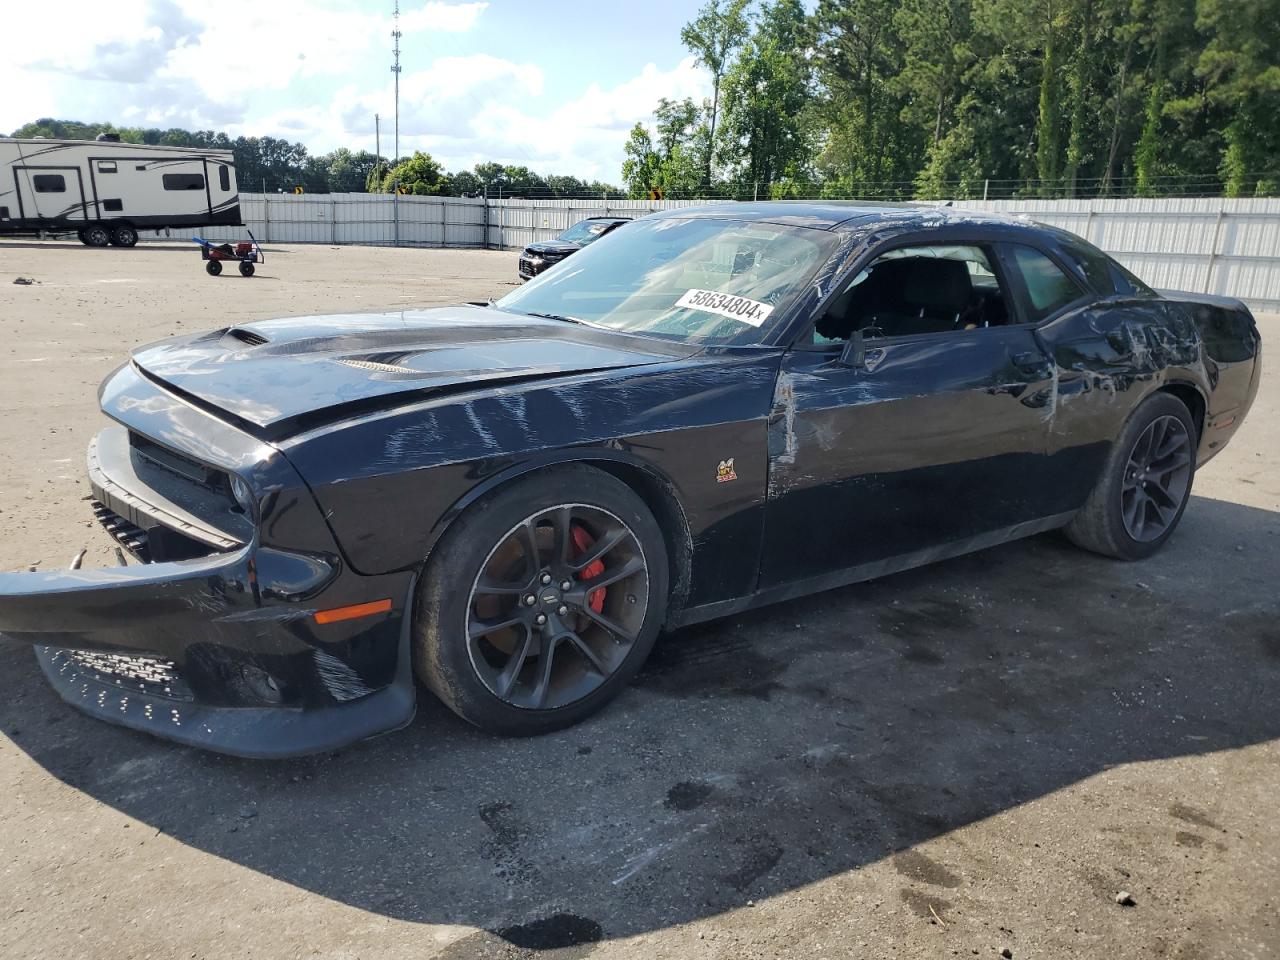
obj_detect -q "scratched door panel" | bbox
[760,327,1056,588]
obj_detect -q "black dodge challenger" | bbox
[0,203,1261,757]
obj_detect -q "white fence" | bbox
[196,194,1280,312]
[954,198,1280,313]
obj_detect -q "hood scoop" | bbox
[130,305,688,437]
[223,327,269,347]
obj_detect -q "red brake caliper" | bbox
[570,524,606,613]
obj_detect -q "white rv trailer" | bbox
[0,137,241,246]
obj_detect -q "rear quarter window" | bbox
[1007,244,1085,321]
[1060,239,1155,297]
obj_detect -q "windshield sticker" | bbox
[675,289,774,327]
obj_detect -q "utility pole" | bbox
[391,1,401,167]
[375,113,381,164]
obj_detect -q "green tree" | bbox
[378,151,446,194]
[718,0,812,191]
[1191,0,1280,195]
[680,0,753,186]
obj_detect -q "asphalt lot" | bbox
[0,240,1277,960]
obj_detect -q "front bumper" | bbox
[0,363,419,758]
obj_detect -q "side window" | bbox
[218,165,230,192]
[162,173,205,191]
[33,174,66,193]
[813,245,1015,344]
[97,161,118,174]
[1059,238,1154,298]
[1006,245,1085,321]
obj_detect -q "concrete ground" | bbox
[0,241,1276,960]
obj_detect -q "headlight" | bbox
[230,475,255,513]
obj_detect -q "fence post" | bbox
[440,198,447,248]
[483,187,490,249]
[331,195,337,246]
[1204,201,1227,293]
[263,193,271,243]
[393,187,400,247]
[983,179,989,201]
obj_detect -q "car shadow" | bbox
[2,494,1276,952]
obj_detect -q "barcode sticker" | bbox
[675,288,774,327]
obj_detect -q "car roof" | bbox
[644,201,1025,233]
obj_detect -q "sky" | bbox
[3,0,715,182]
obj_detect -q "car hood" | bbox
[525,240,581,256]
[128,305,686,438]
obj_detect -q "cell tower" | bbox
[391,0,402,165]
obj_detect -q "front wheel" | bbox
[205,259,222,276]
[414,465,668,735]
[238,261,255,277]
[1065,392,1197,560]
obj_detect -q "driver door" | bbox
[758,241,1062,589]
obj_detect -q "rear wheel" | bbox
[414,465,668,735]
[1065,392,1197,560]
[109,223,138,247]
[238,261,255,277]
[79,224,111,247]
[206,259,222,276]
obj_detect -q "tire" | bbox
[206,260,222,276]
[414,464,669,735]
[109,223,138,247]
[1065,392,1197,560]
[238,261,255,277]
[80,224,111,247]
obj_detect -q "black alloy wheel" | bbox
[1120,414,1192,542]
[238,261,255,277]
[414,465,668,735]
[206,260,222,276]
[1065,391,1197,560]
[466,503,649,710]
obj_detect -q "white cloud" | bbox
[398,2,489,33]
[3,0,709,182]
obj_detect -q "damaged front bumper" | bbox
[0,363,418,758]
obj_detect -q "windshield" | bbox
[497,217,840,344]
[556,219,621,244]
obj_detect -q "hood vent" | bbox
[224,327,269,347]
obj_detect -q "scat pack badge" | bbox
[716,458,738,483]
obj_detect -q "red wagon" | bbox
[191,229,264,277]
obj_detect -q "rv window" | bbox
[33,174,66,193]
[163,173,205,191]
[218,166,230,191]
[102,199,123,212]
[97,161,118,174]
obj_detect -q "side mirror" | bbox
[838,329,866,368]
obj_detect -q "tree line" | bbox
[623,0,1280,200]
[7,119,621,198]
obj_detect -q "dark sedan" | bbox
[0,203,1261,757]
[518,216,629,280]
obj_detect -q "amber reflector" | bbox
[314,598,393,624]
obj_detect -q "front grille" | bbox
[91,499,152,562]
[48,648,194,701]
